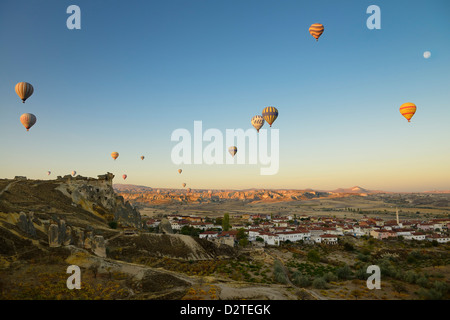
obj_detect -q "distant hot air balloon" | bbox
[262,106,278,127]
[309,23,324,41]
[399,102,417,122]
[228,146,237,157]
[157,189,161,194]
[71,171,76,176]
[47,171,51,176]
[15,82,34,103]
[178,169,182,174]
[187,188,191,193]
[251,115,265,132]
[208,190,212,195]
[111,152,119,160]
[20,113,37,131]
[141,156,145,160]
[182,183,186,188]
[122,174,127,180]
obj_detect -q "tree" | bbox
[222,213,230,231]
[312,277,327,289]
[336,264,353,280]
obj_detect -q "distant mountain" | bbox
[113,184,154,193]
[331,186,386,194]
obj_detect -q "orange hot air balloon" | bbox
[178,169,182,174]
[111,152,119,160]
[399,103,417,122]
[20,113,37,131]
[15,82,34,103]
[309,23,324,41]
[122,174,127,180]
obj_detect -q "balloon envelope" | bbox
[122,174,127,180]
[111,152,119,160]
[251,115,265,132]
[20,113,37,131]
[228,146,237,157]
[47,171,51,175]
[71,171,76,176]
[182,183,186,188]
[141,156,144,160]
[262,106,278,127]
[15,82,34,103]
[309,23,324,41]
[399,103,417,122]
[178,169,182,174]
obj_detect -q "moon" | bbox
[423,51,431,59]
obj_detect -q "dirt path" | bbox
[0,181,18,197]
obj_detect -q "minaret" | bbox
[396,207,399,225]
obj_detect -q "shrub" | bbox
[416,276,429,288]
[292,272,311,287]
[336,264,353,280]
[323,272,338,283]
[307,249,320,263]
[312,277,328,289]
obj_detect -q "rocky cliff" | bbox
[0,173,141,258]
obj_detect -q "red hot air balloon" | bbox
[122,174,127,180]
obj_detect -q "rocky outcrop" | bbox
[158,218,174,234]
[17,212,37,237]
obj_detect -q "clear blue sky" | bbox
[1,0,449,191]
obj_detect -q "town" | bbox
[142,210,450,247]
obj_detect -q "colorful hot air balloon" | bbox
[182,183,186,188]
[141,156,145,160]
[228,146,237,157]
[157,189,161,194]
[111,152,119,160]
[178,169,182,174]
[251,115,265,132]
[20,113,37,131]
[262,107,278,127]
[15,82,34,103]
[122,174,127,180]
[71,171,76,176]
[399,103,417,122]
[309,23,324,41]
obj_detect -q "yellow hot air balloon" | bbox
[399,103,417,122]
[262,106,278,127]
[15,82,34,103]
[309,23,324,41]
[111,152,119,160]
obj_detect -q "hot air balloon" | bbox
[262,107,278,127]
[111,152,119,160]
[309,23,324,41]
[122,174,127,180]
[15,82,34,103]
[228,146,237,157]
[187,188,191,193]
[208,190,212,195]
[141,156,145,160]
[251,115,265,132]
[178,169,182,174]
[399,103,417,122]
[71,171,76,176]
[47,171,51,176]
[20,113,37,131]
[182,183,186,188]
[157,189,161,194]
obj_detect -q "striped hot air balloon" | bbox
[251,115,265,132]
[309,23,324,41]
[15,82,34,103]
[262,106,278,127]
[20,113,37,131]
[399,103,417,122]
[111,152,119,160]
[228,146,237,157]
